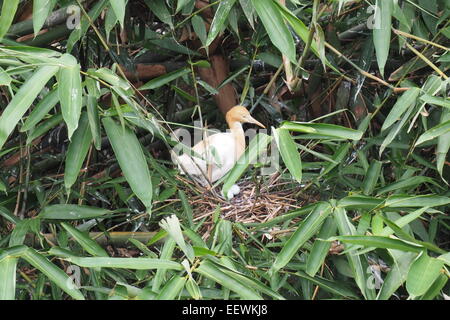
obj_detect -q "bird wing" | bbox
[176,132,238,183]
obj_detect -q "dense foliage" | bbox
[0,0,449,300]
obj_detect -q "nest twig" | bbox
[181,177,309,236]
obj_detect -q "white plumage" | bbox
[172,106,265,199]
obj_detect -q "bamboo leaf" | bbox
[306,217,337,277]
[39,204,111,220]
[60,223,108,257]
[415,120,450,146]
[33,0,57,35]
[64,112,92,191]
[0,64,59,150]
[144,0,173,29]
[102,117,153,211]
[362,160,382,195]
[271,202,332,273]
[274,128,302,183]
[406,251,444,297]
[330,236,423,253]
[294,271,358,299]
[381,87,420,131]
[139,68,190,90]
[57,54,83,140]
[155,275,186,300]
[191,15,207,47]
[334,206,375,299]
[1,246,86,300]
[109,0,126,29]
[373,0,393,76]
[221,133,272,198]
[436,109,450,177]
[282,122,363,140]
[0,0,20,41]
[50,253,183,271]
[21,89,59,132]
[195,260,263,299]
[420,94,450,109]
[251,0,296,63]
[205,0,237,47]
[26,114,63,145]
[376,176,441,195]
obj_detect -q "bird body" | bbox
[172,106,264,198]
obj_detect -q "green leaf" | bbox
[0,66,12,86]
[139,68,190,90]
[109,0,126,29]
[384,194,450,208]
[60,223,108,257]
[282,122,363,140]
[420,94,450,109]
[437,252,450,266]
[334,206,374,299]
[33,0,57,35]
[39,204,111,220]
[306,217,337,277]
[57,54,83,140]
[86,95,102,150]
[176,0,190,14]
[380,207,429,237]
[21,88,59,132]
[50,252,183,271]
[373,0,393,76]
[330,236,423,253]
[294,271,358,299]
[156,275,186,300]
[437,109,450,177]
[271,202,332,273]
[145,0,173,28]
[64,112,92,191]
[376,176,441,195]
[195,260,263,299]
[205,0,237,47]
[406,251,444,297]
[415,120,450,146]
[381,87,420,131]
[420,274,448,300]
[102,117,153,211]
[251,0,296,63]
[191,15,207,46]
[221,133,272,198]
[0,0,20,41]
[377,250,416,300]
[0,257,17,300]
[0,246,84,300]
[0,64,59,150]
[185,278,202,300]
[239,0,255,29]
[362,160,382,195]
[274,128,302,183]
[26,114,63,145]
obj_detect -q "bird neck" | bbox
[228,121,245,159]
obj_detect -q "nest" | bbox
[178,174,311,236]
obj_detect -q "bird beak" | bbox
[246,115,266,128]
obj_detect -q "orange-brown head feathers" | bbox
[225,105,265,128]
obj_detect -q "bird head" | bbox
[226,105,265,128]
